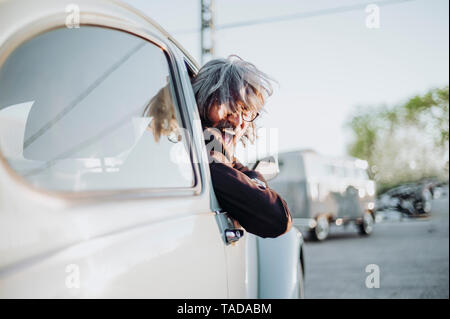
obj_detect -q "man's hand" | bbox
[204,127,235,164]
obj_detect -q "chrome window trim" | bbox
[0,12,204,202]
[180,57,223,212]
[182,56,200,76]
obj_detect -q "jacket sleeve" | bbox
[231,158,267,185]
[209,160,292,238]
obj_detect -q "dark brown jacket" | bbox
[209,154,292,238]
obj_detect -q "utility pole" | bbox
[200,0,215,65]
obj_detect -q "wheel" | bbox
[359,211,374,235]
[399,199,415,216]
[420,189,433,215]
[310,215,329,241]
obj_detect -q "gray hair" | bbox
[191,55,274,145]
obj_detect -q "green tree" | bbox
[346,86,449,194]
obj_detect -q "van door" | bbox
[0,24,228,298]
[213,210,258,298]
[180,59,258,299]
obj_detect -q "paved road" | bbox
[303,191,449,299]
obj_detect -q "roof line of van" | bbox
[112,0,200,70]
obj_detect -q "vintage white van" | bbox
[0,0,304,298]
[270,150,376,241]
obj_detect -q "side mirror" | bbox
[252,155,279,181]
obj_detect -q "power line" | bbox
[23,102,146,178]
[216,0,415,30]
[23,42,146,150]
[173,0,415,35]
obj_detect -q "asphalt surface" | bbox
[303,189,449,299]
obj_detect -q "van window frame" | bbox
[0,22,202,201]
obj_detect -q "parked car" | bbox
[0,0,304,298]
[377,181,436,217]
[431,181,449,199]
[269,150,376,241]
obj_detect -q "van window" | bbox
[0,27,195,192]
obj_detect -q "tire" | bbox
[420,189,433,215]
[358,211,374,235]
[310,215,329,241]
[399,199,415,216]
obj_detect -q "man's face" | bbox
[207,103,251,147]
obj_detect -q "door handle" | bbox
[225,229,244,244]
[215,210,244,245]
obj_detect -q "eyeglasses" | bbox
[242,110,259,122]
[221,106,259,123]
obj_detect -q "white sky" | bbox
[124,0,449,158]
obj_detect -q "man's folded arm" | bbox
[209,161,292,238]
[231,158,267,183]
